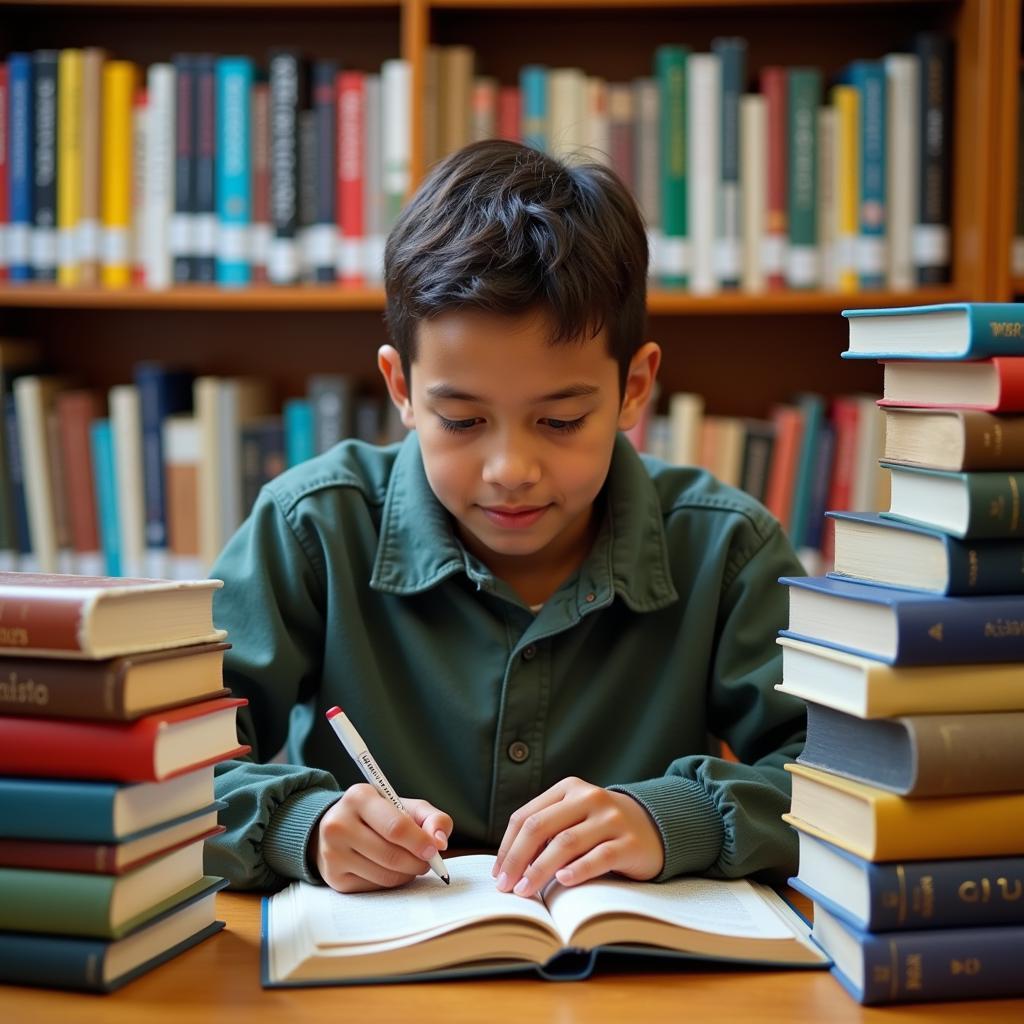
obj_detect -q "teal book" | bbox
[711,37,746,289]
[655,45,689,287]
[788,393,825,551]
[89,418,121,577]
[284,397,315,467]
[848,60,886,290]
[786,68,821,289]
[216,56,253,286]
[882,463,1024,539]
[520,65,548,152]
[844,302,1024,359]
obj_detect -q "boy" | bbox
[207,140,806,898]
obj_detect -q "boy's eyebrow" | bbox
[425,383,601,403]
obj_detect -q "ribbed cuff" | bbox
[608,777,724,881]
[263,787,341,884]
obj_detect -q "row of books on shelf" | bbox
[0,574,246,992]
[429,32,953,293]
[0,49,410,289]
[778,301,1024,1006]
[0,339,407,580]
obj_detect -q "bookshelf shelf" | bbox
[645,287,960,317]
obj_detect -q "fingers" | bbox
[357,787,444,863]
[500,815,610,898]
[404,799,454,851]
[492,778,572,879]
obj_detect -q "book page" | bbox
[296,855,557,947]
[544,874,800,947]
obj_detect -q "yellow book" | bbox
[784,763,1024,862]
[57,49,84,286]
[832,84,859,294]
[101,60,136,287]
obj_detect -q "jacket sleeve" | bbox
[204,486,341,891]
[609,521,806,882]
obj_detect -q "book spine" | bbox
[0,866,118,936]
[802,421,834,551]
[712,37,745,290]
[761,66,787,290]
[101,60,135,287]
[309,374,352,453]
[656,46,688,287]
[0,62,6,281]
[311,60,337,283]
[817,106,837,289]
[1018,67,1024,277]
[914,33,952,285]
[171,54,195,283]
[607,84,634,191]
[833,84,859,292]
[0,930,113,990]
[192,55,216,283]
[56,48,83,286]
[89,418,122,578]
[0,780,118,841]
[764,405,803,531]
[885,53,918,291]
[786,68,821,290]
[789,393,824,550]
[250,79,271,283]
[297,109,316,281]
[382,59,411,232]
[107,385,145,578]
[77,47,103,286]
[856,925,1024,1004]
[0,838,119,873]
[283,397,315,467]
[960,471,1024,538]
[851,60,886,289]
[336,70,365,286]
[268,50,301,285]
[687,54,719,296]
[216,57,253,287]
[57,390,102,572]
[8,53,34,281]
[633,78,661,278]
[32,50,58,282]
[14,376,60,573]
[146,64,175,290]
[3,401,32,566]
[961,412,1024,468]
[740,93,766,293]
[944,534,1024,595]
[362,73,384,283]
[497,85,520,143]
[131,86,148,285]
[520,64,548,152]
[163,415,202,580]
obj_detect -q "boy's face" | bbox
[379,308,659,586]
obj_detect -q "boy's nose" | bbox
[481,440,541,490]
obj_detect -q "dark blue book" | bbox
[194,54,217,283]
[171,53,196,283]
[311,59,338,282]
[0,878,225,992]
[793,832,1024,933]
[780,574,1024,664]
[7,52,34,281]
[827,510,1024,595]
[31,49,58,282]
[3,400,32,566]
[812,901,1024,1004]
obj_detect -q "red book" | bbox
[57,390,103,566]
[131,87,148,286]
[0,696,249,781]
[337,70,365,287]
[497,86,521,142]
[819,396,861,568]
[761,66,787,291]
[880,358,1024,412]
[764,405,804,531]
[0,62,9,282]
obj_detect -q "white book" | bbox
[687,54,721,295]
[633,78,661,280]
[382,59,411,232]
[144,63,175,289]
[739,94,766,293]
[362,73,385,284]
[885,53,919,292]
[13,376,63,573]
[109,384,147,580]
[583,77,610,164]
[850,394,888,513]
[548,68,586,163]
[817,107,838,290]
[668,392,704,466]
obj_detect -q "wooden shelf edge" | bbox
[0,284,962,314]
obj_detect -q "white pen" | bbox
[325,706,450,885]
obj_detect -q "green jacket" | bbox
[206,432,806,890]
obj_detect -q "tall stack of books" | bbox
[777,302,1024,1006]
[0,573,248,993]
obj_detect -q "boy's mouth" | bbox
[479,505,550,529]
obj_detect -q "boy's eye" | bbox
[541,416,587,434]
[437,415,481,433]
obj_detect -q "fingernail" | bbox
[421,844,437,860]
[497,872,510,892]
[513,877,530,896]
[435,830,448,849]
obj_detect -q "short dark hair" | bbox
[384,140,648,390]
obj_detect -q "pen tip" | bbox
[442,874,450,885]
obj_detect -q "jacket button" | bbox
[522,645,537,661]
[508,741,530,763]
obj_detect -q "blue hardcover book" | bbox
[7,52,34,280]
[780,574,1024,664]
[792,832,1024,933]
[843,302,1024,359]
[171,53,197,283]
[826,510,1024,595]
[283,397,315,467]
[133,363,193,571]
[788,393,825,551]
[847,60,886,290]
[0,878,226,992]
[216,56,253,286]
[520,65,548,152]
[3,400,32,565]
[812,901,1024,1004]
[194,54,217,283]
[31,49,58,282]
[89,418,122,577]
[801,421,833,553]
[311,59,337,282]
[0,769,216,841]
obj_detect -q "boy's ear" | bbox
[617,341,662,431]
[378,345,417,430]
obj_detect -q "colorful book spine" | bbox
[193,54,216,283]
[32,50,59,282]
[788,393,824,550]
[101,60,135,287]
[914,32,952,285]
[382,59,410,232]
[170,54,195,283]
[283,397,315,467]
[0,62,7,281]
[498,85,520,142]
[520,64,547,152]
[145,63,175,289]
[310,59,337,283]
[656,46,689,288]
[686,52,719,295]
[712,37,745,290]
[850,60,887,289]
[78,47,104,286]
[57,390,103,576]
[268,49,301,285]
[761,66,787,290]
[7,53,34,281]
[131,85,148,285]
[89,418,122,577]
[3,400,32,567]
[336,69,365,286]
[833,84,859,293]
[786,68,821,289]
[215,56,253,286]
[56,48,83,286]
[250,78,271,283]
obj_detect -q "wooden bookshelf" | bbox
[0,0,1019,412]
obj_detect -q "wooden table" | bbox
[2,892,1022,1023]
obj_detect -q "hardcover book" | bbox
[263,855,827,986]
[882,408,1024,471]
[784,763,1024,861]
[780,574,1024,665]
[792,831,1024,933]
[798,702,1024,796]
[0,573,226,658]
[843,302,1024,359]
[880,357,1024,412]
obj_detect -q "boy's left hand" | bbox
[492,776,664,898]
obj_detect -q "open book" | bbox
[262,855,828,986]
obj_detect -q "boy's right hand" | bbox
[310,783,453,893]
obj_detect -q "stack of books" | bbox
[0,573,248,993]
[776,301,1024,1005]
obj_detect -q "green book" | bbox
[655,45,689,287]
[787,68,822,289]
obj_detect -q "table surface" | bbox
[2,890,1023,1024]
